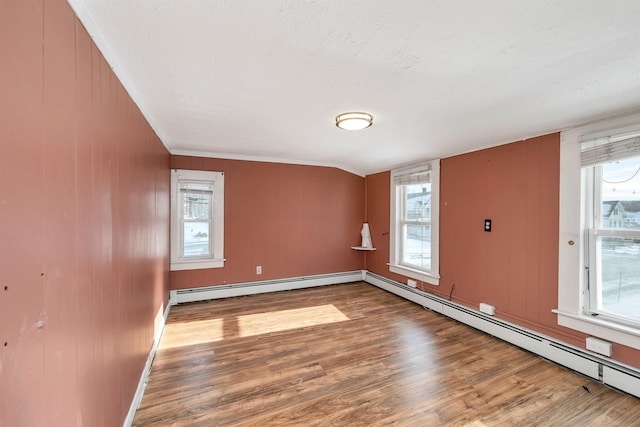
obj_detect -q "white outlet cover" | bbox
[586,336,612,357]
[479,303,495,316]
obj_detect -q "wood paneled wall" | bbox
[439,134,561,335]
[0,1,170,425]
[170,156,365,289]
[364,134,640,368]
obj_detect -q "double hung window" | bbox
[581,133,640,326]
[390,160,440,285]
[170,169,224,271]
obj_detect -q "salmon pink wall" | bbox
[365,134,640,368]
[0,1,170,425]
[440,135,567,336]
[363,171,403,282]
[170,156,365,289]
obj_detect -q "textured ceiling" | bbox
[68,0,640,176]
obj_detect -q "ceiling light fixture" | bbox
[335,112,373,130]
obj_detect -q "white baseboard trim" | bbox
[174,270,364,304]
[123,299,172,427]
[364,271,640,399]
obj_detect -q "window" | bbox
[557,113,640,350]
[390,160,440,285]
[171,169,224,271]
[582,135,640,326]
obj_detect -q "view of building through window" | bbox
[403,183,431,270]
[597,156,640,321]
[180,183,213,257]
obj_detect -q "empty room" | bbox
[2,1,640,425]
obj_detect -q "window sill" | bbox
[171,259,224,271]
[389,264,439,286]
[553,309,640,350]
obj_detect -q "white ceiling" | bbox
[69,0,640,176]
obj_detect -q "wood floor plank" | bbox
[132,282,640,426]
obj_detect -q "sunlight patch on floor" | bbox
[237,304,350,337]
[158,304,350,349]
[159,318,225,349]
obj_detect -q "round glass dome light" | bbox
[335,112,373,130]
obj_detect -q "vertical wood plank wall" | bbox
[364,134,640,369]
[0,0,171,425]
[170,156,365,289]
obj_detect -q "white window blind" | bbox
[581,133,640,167]
[392,166,431,186]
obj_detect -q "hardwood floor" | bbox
[133,282,640,426]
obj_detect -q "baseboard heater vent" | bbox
[364,271,640,399]
[174,270,363,304]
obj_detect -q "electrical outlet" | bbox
[484,219,492,232]
[407,279,417,288]
[256,266,262,275]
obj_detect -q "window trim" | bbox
[556,112,640,350]
[584,163,640,325]
[389,160,440,285]
[170,169,225,271]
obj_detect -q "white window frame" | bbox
[584,161,640,326]
[389,160,440,285]
[556,112,640,350]
[170,169,225,271]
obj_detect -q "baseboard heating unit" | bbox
[171,270,364,304]
[363,271,640,399]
